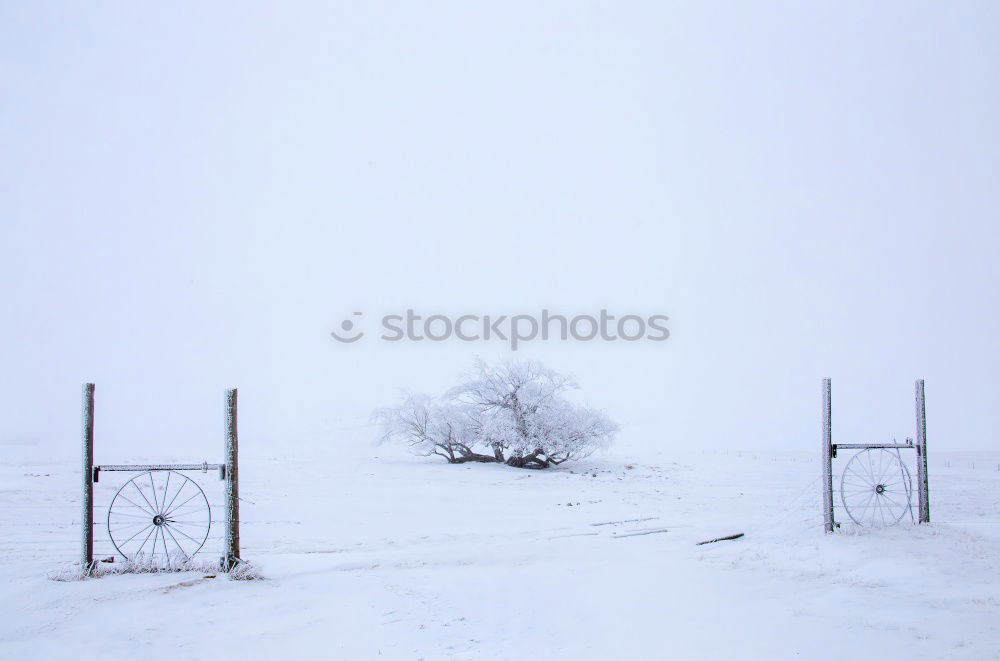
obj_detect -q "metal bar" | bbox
[82,383,95,574]
[833,443,915,450]
[822,378,834,533]
[95,463,223,472]
[915,379,929,523]
[223,388,241,570]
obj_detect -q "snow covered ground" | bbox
[1,435,998,660]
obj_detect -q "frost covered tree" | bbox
[375,359,618,469]
[374,394,496,464]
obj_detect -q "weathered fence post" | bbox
[223,388,241,570]
[82,383,96,574]
[822,378,834,533]
[915,379,930,523]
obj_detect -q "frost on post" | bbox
[223,388,241,570]
[821,378,834,533]
[915,379,930,523]
[374,359,618,469]
[81,382,96,574]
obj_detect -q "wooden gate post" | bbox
[82,383,96,574]
[822,378,834,533]
[223,388,241,570]
[915,379,930,523]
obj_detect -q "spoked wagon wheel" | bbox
[107,471,211,568]
[840,449,913,527]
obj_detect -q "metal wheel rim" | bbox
[107,471,211,567]
[840,449,912,527]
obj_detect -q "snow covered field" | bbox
[1,435,998,660]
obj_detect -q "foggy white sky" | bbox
[2,2,998,459]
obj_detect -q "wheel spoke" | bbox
[117,492,156,516]
[166,504,209,517]
[164,520,209,530]
[134,525,157,557]
[161,478,188,518]
[161,471,171,515]
[859,490,876,522]
[117,523,154,547]
[109,520,151,531]
[163,525,190,560]
[863,452,874,483]
[164,491,202,518]
[847,465,873,487]
[148,472,161,513]
[112,502,156,511]
[166,523,203,546]
[131,480,158,515]
[109,510,156,520]
[161,528,172,567]
[881,492,903,510]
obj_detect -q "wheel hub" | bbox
[874,484,886,495]
[152,514,165,526]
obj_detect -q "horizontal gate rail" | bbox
[92,462,226,482]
